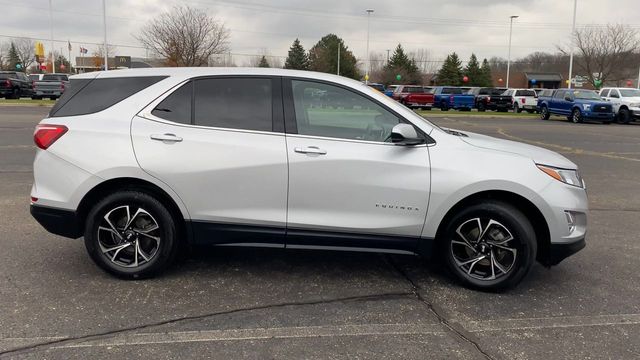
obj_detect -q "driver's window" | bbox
[291,80,401,142]
[610,90,620,98]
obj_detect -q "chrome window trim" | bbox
[285,133,427,147]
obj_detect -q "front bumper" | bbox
[583,111,614,121]
[630,107,640,119]
[30,204,81,239]
[547,236,586,265]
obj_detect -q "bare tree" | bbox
[13,38,36,70]
[409,48,438,75]
[0,41,7,70]
[560,24,639,85]
[92,43,118,69]
[136,5,230,67]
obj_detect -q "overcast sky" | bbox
[2,0,640,67]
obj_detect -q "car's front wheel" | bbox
[618,108,631,124]
[571,108,583,123]
[540,106,550,120]
[441,201,537,291]
[84,191,179,279]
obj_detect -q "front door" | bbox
[132,77,288,245]
[283,79,431,251]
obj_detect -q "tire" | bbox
[478,103,486,112]
[424,107,432,111]
[441,200,537,291]
[10,87,20,99]
[514,104,522,113]
[571,108,583,123]
[540,106,550,120]
[31,96,42,100]
[440,102,449,111]
[618,108,631,124]
[84,190,179,279]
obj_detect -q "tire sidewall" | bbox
[572,108,582,123]
[442,201,537,291]
[84,191,178,279]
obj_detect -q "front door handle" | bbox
[150,133,183,142]
[294,146,327,155]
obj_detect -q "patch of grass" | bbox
[0,98,56,106]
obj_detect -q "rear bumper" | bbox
[34,90,62,97]
[30,204,81,239]
[547,236,586,265]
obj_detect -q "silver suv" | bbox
[30,68,588,290]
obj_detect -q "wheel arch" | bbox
[76,177,190,243]
[433,190,551,265]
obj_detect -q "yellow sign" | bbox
[364,74,369,81]
[35,42,45,57]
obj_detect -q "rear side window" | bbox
[0,73,15,79]
[49,76,167,117]
[151,82,192,124]
[193,78,272,131]
[42,74,68,81]
[515,90,536,96]
[442,87,462,94]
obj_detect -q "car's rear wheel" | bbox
[618,108,631,124]
[514,103,522,113]
[540,106,550,120]
[84,191,179,279]
[441,101,449,111]
[10,87,20,99]
[571,108,583,123]
[477,103,486,112]
[441,201,537,291]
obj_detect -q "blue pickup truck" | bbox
[431,86,475,111]
[537,88,614,124]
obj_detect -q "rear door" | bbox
[132,76,288,245]
[283,78,430,251]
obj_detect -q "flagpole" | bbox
[68,41,71,73]
[49,0,54,73]
[102,0,108,71]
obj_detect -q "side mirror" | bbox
[390,124,424,146]
[564,95,573,102]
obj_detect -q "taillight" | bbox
[486,96,491,102]
[32,80,36,89]
[521,98,525,104]
[34,124,68,150]
[4,79,9,87]
[60,83,65,91]
[449,95,454,104]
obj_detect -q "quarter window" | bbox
[291,80,403,142]
[152,82,192,124]
[194,78,272,131]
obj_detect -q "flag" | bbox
[68,41,72,52]
[79,47,88,54]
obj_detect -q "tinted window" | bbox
[515,90,536,96]
[0,73,16,79]
[42,74,68,81]
[50,76,166,117]
[28,74,41,81]
[405,86,423,93]
[442,87,462,94]
[152,82,192,124]
[600,89,609,97]
[609,90,620,98]
[291,80,403,142]
[194,78,272,131]
[620,89,640,97]
[574,90,600,100]
[554,90,566,99]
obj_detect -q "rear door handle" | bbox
[294,146,327,155]
[150,133,183,142]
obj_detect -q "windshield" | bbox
[573,90,601,100]
[620,89,640,97]
[405,86,424,93]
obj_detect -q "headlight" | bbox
[537,164,584,188]
[630,103,640,108]
[582,104,591,111]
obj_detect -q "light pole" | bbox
[102,0,108,71]
[505,15,518,88]
[48,0,54,73]
[365,9,374,84]
[567,0,578,89]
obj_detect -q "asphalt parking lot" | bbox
[1,106,639,359]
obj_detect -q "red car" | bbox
[392,85,434,110]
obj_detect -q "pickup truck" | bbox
[0,71,33,99]
[538,88,614,124]
[432,86,475,111]
[32,73,69,100]
[599,87,640,124]
[392,85,434,110]
[384,84,399,97]
[467,87,511,112]
[503,88,538,113]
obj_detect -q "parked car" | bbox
[599,87,640,124]
[503,89,538,113]
[467,87,510,112]
[384,84,399,97]
[392,85,434,110]
[29,74,44,82]
[32,73,69,100]
[30,68,587,290]
[538,88,614,124]
[431,86,475,111]
[367,82,385,93]
[530,88,546,97]
[0,71,33,99]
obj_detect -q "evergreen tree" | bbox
[258,55,270,68]
[284,38,309,70]
[8,43,21,72]
[479,58,493,87]
[464,54,482,86]
[309,34,359,80]
[382,44,420,84]
[436,52,463,86]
